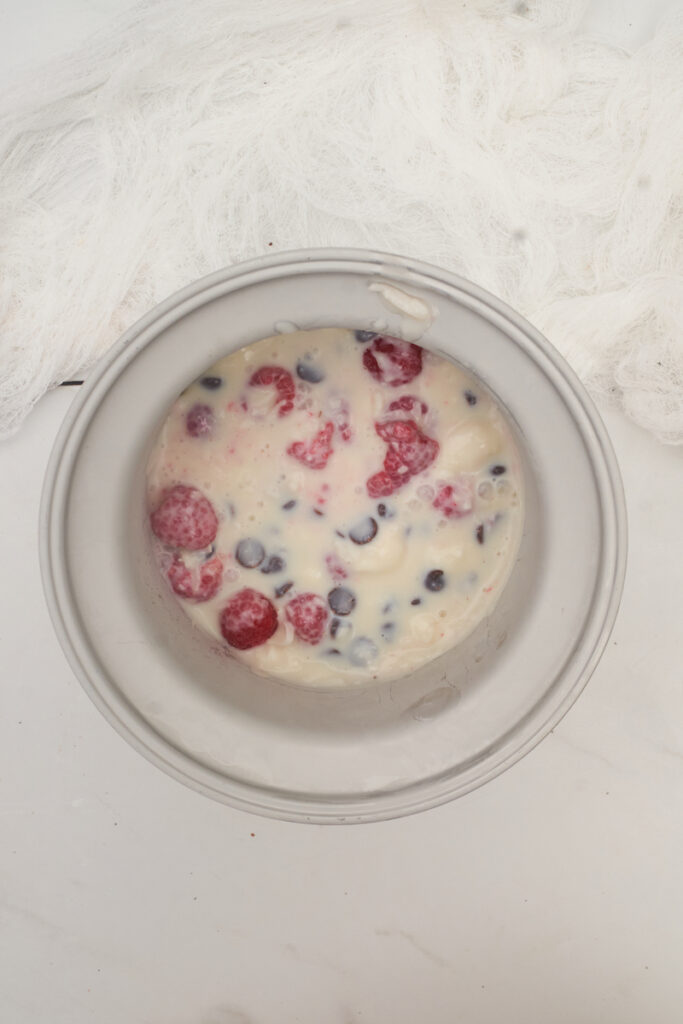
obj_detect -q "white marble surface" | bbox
[2,3,683,1023]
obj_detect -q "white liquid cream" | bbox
[147,328,524,686]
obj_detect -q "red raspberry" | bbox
[249,365,296,416]
[367,470,400,498]
[151,485,218,550]
[167,555,223,602]
[186,403,214,438]
[366,417,439,496]
[285,592,329,644]
[377,419,440,475]
[362,336,423,387]
[325,553,348,580]
[383,448,415,488]
[287,421,335,470]
[220,587,279,650]
[433,478,475,518]
[395,433,439,475]
[387,394,428,417]
[376,419,419,444]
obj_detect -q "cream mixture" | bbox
[146,328,523,685]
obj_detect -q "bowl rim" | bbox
[40,247,627,823]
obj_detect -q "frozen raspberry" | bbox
[186,403,215,438]
[167,555,223,602]
[395,434,439,475]
[219,587,279,650]
[433,478,475,519]
[367,470,400,498]
[325,553,348,580]
[387,395,428,417]
[362,336,423,387]
[377,419,440,476]
[382,446,409,479]
[285,592,329,644]
[151,485,218,550]
[249,365,296,416]
[287,421,334,470]
[376,419,421,445]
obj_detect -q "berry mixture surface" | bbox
[147,328,524,685]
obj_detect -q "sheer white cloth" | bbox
[1,0,681,440]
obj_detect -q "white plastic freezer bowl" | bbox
[40,249,626,823]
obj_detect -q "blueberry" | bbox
[464,389,477,406]
[475,524,484,544]
[296,358,325,384]
[328,586,356,616]
[282,499,297,510]
[275,580,293,597]
[236,538,265,568]
[491,464,506,475]
[261,555,285,574]
[380,622,395,641]
[349,637,378,666]
[349,516,378,545]
[200,376,223,390]
[354,330,376,343]
[424,569,446,592]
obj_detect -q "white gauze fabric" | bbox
[1,0,682,441]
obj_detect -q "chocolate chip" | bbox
[349,516,378,545]
[491,464,506,475]
[236,538,265,568]
[261,555,285,574]
[296,358,325,384]
[349,637,378,666]
[313,508,325,517]
[464,389,477,406]
[328,586,356,616]
[326,648,342,656]
[335,529,346,538]
[410,597,421,606]
[282,499,297,510]
[354,330,376,343]
[424,569,446,592]
[275,581,293,597]
[475,524,484,544]
[200,376,223,390]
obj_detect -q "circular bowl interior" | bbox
[40,249,626,823]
